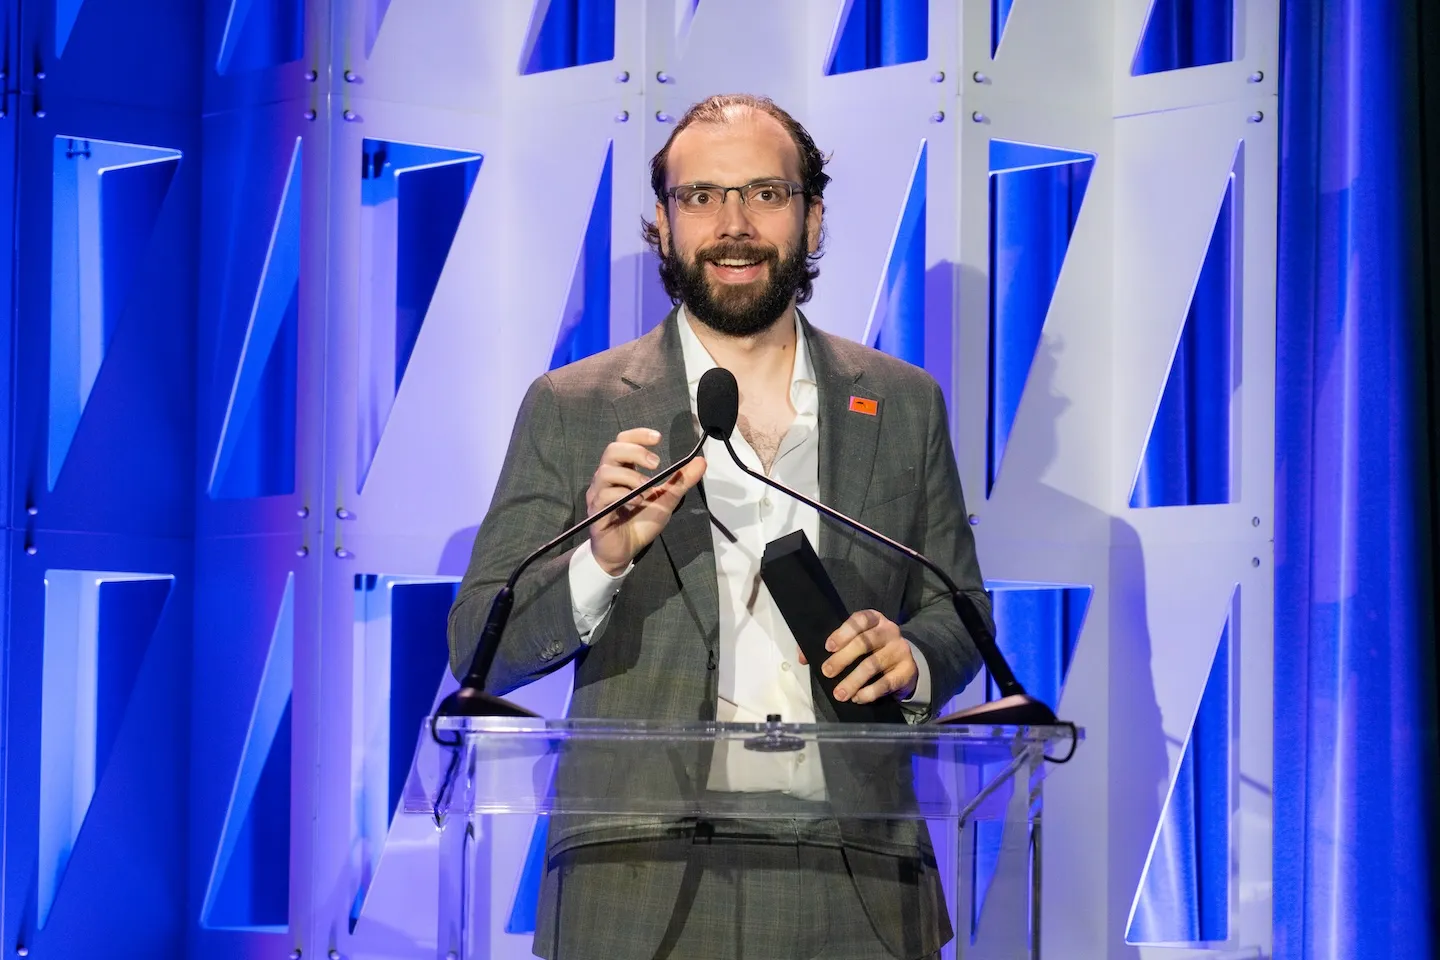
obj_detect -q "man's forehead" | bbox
[665,109,801,186]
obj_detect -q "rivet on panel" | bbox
[656,71,674,83]
[1251,557,1261,567]
[295,546,309,558]
[656,112,674,123]
[336,507,353,520]
[1248,70,1264,83]
[329,951,341,960]
[305,69,318,81]
[289,951,302,960]
[17,947,29,957]
[930,111,945,123]
[335,547,352,559]
[304,109,317,121]
[971,111,988,124]
[1247,111,1264,123]
[967,514,979,526]
[35,70,45,81]
[343,70,359,83]
[26,504,37,516]
[972,71,989,84]
[343,110,359,122]
[930,71,945,83]
[614,70,630,83]
[615,110,629,123]
[297,506,309,518]
[24,544,37,556]
[1252,516,1261,527]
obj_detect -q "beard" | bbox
[666,233,811,337]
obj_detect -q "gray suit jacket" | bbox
[449,310,989,958]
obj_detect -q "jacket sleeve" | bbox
[447,374,589,693]
[895,378,990,718]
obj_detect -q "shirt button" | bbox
[780,661,791,672]
[797,754,807,764]
[761,497,772,510]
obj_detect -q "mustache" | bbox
[693,242,780,264]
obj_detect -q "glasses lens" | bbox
[673,185,724,214]
[741,181,795,211]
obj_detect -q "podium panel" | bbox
[408,717,1078,960]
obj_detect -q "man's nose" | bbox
[714,190,755,239]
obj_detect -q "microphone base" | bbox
[934,694,1059,727]
[436,687,539,719]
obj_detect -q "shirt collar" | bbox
[676,306,816,395]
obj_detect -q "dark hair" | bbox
[640,94,830,304]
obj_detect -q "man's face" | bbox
[656,110,824,337]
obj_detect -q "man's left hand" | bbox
[797,609,917,704]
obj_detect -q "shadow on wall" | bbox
[997,335,1168,957]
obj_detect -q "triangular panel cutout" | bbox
[349,576,459,930]
[1127,594,1234,944]
[365,0,394,56]
[826,0,928,75]
[38,572,174,929]
[991,0,1018,57]
[969,583,1090,930]
[49,137,182,489]
[210,139,301,500]
[357,142,482,491]
[217,0,305,75]
[1131,0,1234,76]
[1129,152,1238,508]
[987,141,1093,496]
[56,0,86,57]
[675,0,701,46]
[550,143,613,370]
[870,142,927,368]
[506,819,551,934]
[201,574,294,932]
[521,0,615,74]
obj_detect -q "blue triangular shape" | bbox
[970,584,1090,931]
[56,0,86,56]
[1127,598,1233,944]
[1131,0,1234,76]
[357,142,482,491]
[506,818,551,934]
[202,574,294,932]
[1130,159,1236,508]
[991,0,1017,56]
[987,143,1093,496]
[365,0,394,56]
[827,0,928,75]
[210,139,301,500]
[551,143,613,370]
[38,572,174,929]
[49,137,182,490]
[217,0,304,75]
[522,0,615,74]
[871,142,926,368]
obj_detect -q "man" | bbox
[449,94,990,960]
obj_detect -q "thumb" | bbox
[676,456,706,491]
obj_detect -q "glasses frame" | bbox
[663,178,807,217]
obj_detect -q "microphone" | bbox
[436,369,737,723]
[698,368,1059,727]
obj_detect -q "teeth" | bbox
[715,258,758,267]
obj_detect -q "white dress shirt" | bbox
[566,310,931,793]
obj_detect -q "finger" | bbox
[602,441,662,470]
[853,650,916,704]
[593,464,650,492]
[797,649,808,665]
[615,427,662,446]
[834,651,887,702]
[646,457,707,510]
[822,619,887,678]
[824,609,883,655]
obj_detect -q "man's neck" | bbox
[682,305,799,385]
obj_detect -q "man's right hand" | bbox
[586,428,707,575]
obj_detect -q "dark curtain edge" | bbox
[1411,0,1440,945]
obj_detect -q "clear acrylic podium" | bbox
[408,716,1078,960]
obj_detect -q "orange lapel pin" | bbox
[848,396,878,416]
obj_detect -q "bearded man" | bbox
[449,94,990,960]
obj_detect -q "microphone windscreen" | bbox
[697,367,739,441]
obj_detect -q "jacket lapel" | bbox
[612,310,720,650]
[807,316,882,567]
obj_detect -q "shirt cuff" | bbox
[900,640,932,721]
[569,541,632,644]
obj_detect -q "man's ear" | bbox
[805,198,824,254]
[656,202,671,257]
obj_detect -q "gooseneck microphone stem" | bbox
[436,433,710,723]
[717,435,1059,727]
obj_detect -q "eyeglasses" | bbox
[664,179,805,217]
